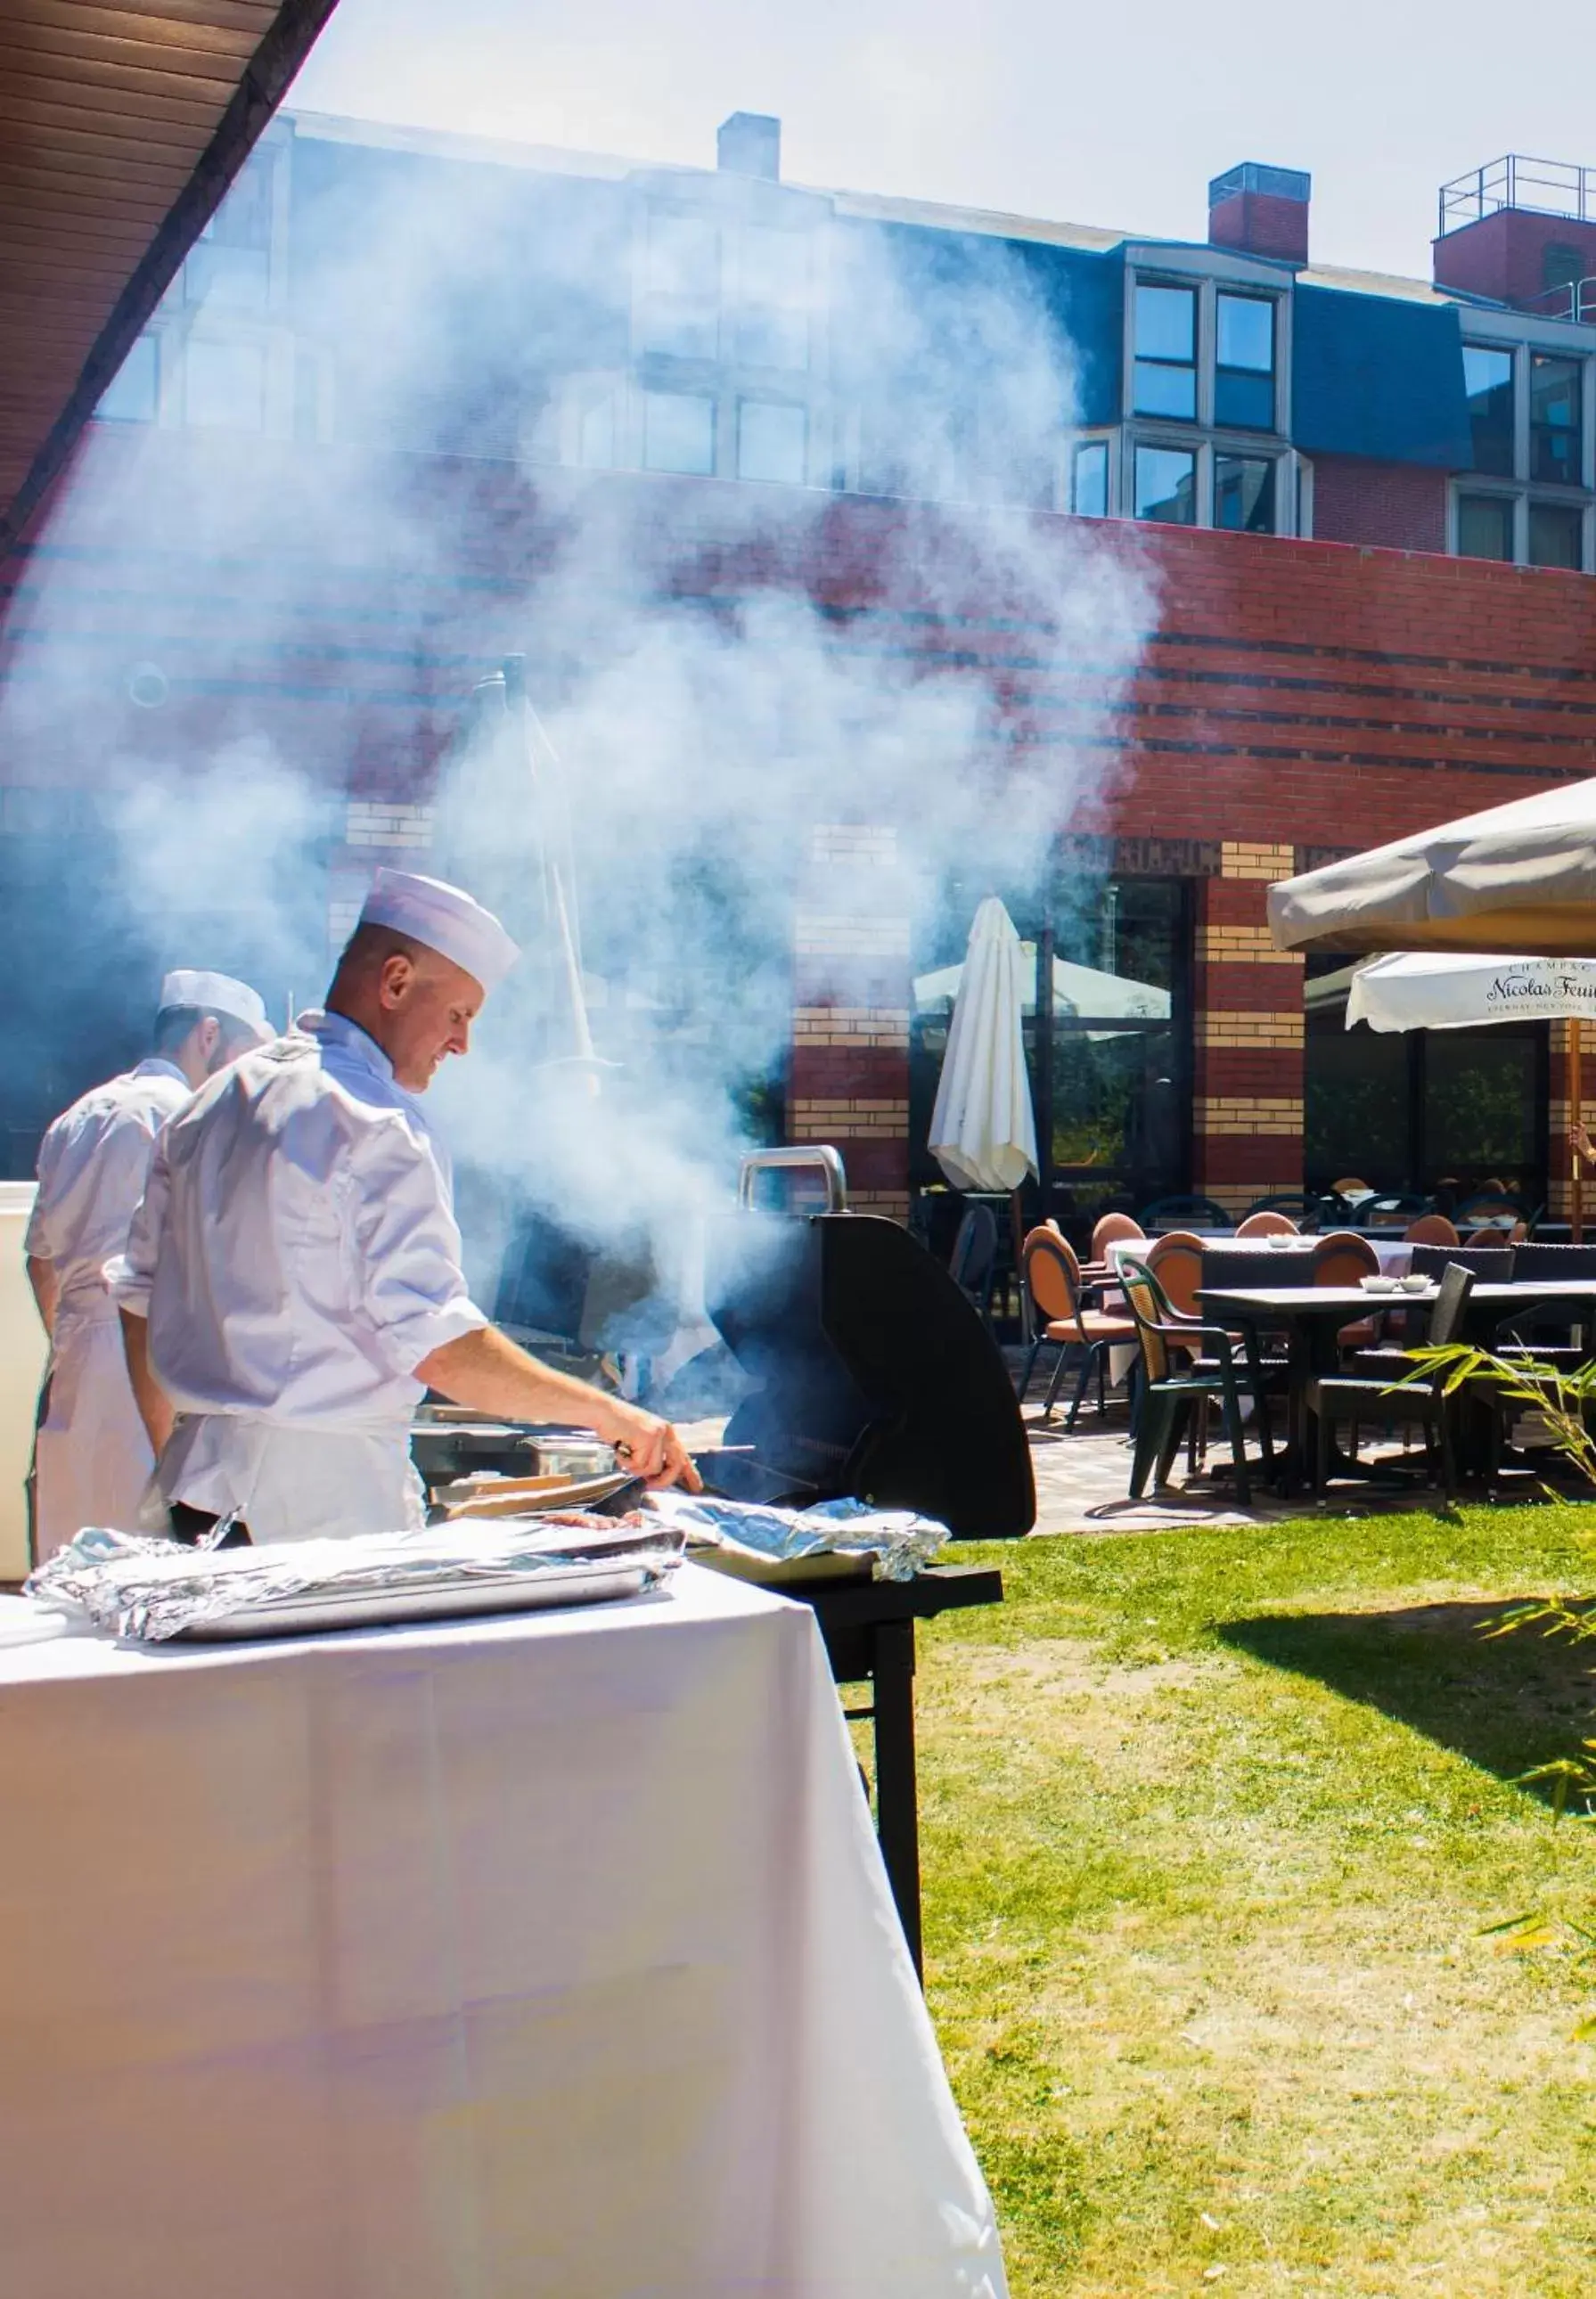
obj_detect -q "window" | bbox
[96,334,158,422]
[642,389,715,474]
[1528,501,1584,569]
[185,155,273,309]
[1456,492,1514,561]
[736,225,810,370]
[578,389,620,469]
[184,339,266,431]
[1530,354,1582,486]
[1215,293,1275,430]
[1133,283,1197,421]
[1463,344,1515,476]
[640,211,720,361]
[1071,439,1109,517]
[1215,454,1275,533]
[1134,444,1196,524]
[738,399,806,484]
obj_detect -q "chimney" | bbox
[717,111,781,182]
[1207,162,1311,266]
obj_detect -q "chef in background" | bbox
[111,869,699,1545]
[25,970,270,1560]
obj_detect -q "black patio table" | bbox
[1198,1280,1596,1495]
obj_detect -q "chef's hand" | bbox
[1569,1123,1594,1166]
[606,1403,703,1492]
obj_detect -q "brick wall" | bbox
[1310,454,1448,553]
[8,432,1596,1208]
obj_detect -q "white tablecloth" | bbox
[1108,1235,1412,1277]
[0,1566,1005,2299]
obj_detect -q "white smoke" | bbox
[0,116,1156,1362]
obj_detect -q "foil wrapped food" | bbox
[642,1493,948,1581]
[26,1518,683,1644]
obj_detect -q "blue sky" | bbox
[292,0,1596,281]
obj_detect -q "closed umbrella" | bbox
[929,898,1039,1193]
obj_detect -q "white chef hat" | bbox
[158,970,270,1036]
[358,868,520,995]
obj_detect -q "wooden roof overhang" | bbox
[0,0,340,553]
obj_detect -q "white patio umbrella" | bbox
[1268,773,1596,959]
[928,897,1039,1193]
[1271,785,1596,1239]
[1343,950,1596,1033]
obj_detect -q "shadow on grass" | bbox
[1220,1599,1596,1804]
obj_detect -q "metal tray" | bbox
[177,1559,659,1641]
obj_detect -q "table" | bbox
[1108,1235,1412,1278]
[1200,1280,1596,1493]
[0,1567,1007,2299]
[765,1563,1004,1978]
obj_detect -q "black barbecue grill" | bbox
[697,1150,1035,1540]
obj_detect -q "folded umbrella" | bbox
[929,897,1039,1194]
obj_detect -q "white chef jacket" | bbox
[25,1058,192,1559]
[109,1011,488,1544]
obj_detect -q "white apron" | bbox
[146,1411,427,1546]
[32,1289,154,1563]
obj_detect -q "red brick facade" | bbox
[1310,454,1448,554]
[5,430,1595,1210]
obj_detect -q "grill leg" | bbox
[871,1618,923,1980]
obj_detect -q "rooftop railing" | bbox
[1439,154,1596,235]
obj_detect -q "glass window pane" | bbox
[738,225,809,369]
[1134,283,1195,361]
[1134,445,1196,524]
[1305,1019,1409,1191]
[1214,368,1275,430]
[1456,492,1514,561]
[1421,1030,1538,1182]
[738,399,806,483]
[1133,361,1197,420]
[1463,344,1515,477]
[642,389,716,474]
[1216,294,1273,372]
[578,389,618,469]
[1528,501,1584,569]
[96,333,158,422]
[1530,353,1582,485]
[184,339,266,430]
[1071,439,1109,517]
[1215,454,1276,533]
[641,211,720,359]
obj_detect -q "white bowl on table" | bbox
[1360,1274,1399,1293]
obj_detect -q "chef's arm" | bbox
[26,1255,58,1338]
[415,1325,702,1491]
[119,1310,176,1456]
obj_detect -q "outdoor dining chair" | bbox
[1118,1256,1275,1508]
[1088,1209,1144,1267]
[1237,1209,1298,1237]
[1018,1227,1138,1427]
[1305,1262,1476,1496]
[1141,1194,1230,1232]
[1145,1230,1205,1318]
[1404,1213,1460,1247]
[1464,1222,1526,1247]
[949,1204,999,1324]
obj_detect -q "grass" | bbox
[904,1503,1596,2295]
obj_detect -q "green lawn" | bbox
[909,1505,1596,2296]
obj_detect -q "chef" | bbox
[25,970,270,1560]
[111,868,699,1544]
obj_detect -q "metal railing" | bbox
[1439,154,1596,235]
[1525,276,1596,323]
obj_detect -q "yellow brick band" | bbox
[790,1098,909,1139]
[1199,925,1304,965]
[794,916,912,957]
[793,1006,911,1048]
[810,825,900,866]
[1198,1011,1305,1048]
[1220,840,1296,880]
[1196,1097,1303,1137]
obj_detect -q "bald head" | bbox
[326,922,484,1092]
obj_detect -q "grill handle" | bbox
[737,1145,849,1214]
